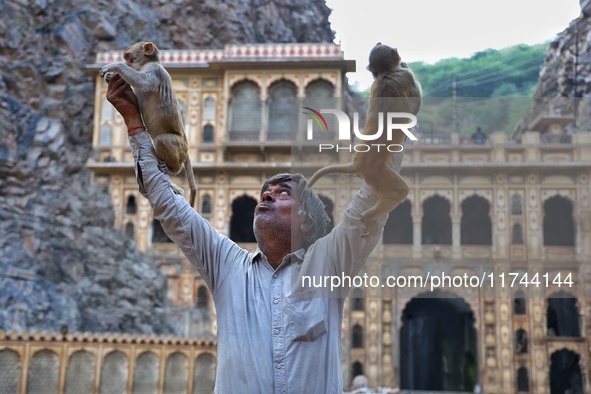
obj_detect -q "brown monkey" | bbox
[100,42,196,207]
[307,43,421,234]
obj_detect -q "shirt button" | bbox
[272,273,278,278]
[276,363,282,369]
[273,299,279,304]
[275,329,280,334]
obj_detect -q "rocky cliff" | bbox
[0,0,333,334]
[519,1,591,133]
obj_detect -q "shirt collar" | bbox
[253,247,306,269]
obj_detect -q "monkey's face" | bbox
[123,42,159,70]
[124,46,144,71]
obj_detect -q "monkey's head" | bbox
[367,43,401,78]
[123,42,161,70]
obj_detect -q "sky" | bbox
[325,0,582,89]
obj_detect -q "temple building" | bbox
[66,43,591,393]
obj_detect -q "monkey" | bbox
[307,43,421,234]
[99,42,197,208]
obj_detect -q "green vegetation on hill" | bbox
[409,43,546,97]
[352,43,546,136]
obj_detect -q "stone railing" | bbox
[0,330,216,394]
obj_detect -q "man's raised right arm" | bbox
[106,74,241,293]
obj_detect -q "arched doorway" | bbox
[229,195,257,243]
[550,349,583,394]
[400,291,477,391]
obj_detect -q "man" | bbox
[106,74,404,393]
[470,127,487,145]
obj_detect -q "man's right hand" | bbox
[106,74,145,134]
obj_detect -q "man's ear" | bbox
[300,222,311,233]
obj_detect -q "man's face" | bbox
[253,180,305,244]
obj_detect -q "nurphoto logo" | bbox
[302,107,419,152]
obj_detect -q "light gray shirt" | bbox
[129,131,403,394]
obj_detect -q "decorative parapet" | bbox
[95,43,345,65]
[0,329,215,346]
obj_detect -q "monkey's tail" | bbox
[307,164,356,188]
[184,156,197,208]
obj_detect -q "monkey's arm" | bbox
[100,62,161,92]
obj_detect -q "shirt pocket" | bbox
[286,297,327,342]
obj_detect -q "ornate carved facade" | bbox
[81,43,591,393]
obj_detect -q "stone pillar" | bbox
[452,217,462,259]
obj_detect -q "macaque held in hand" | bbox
[100,41,196,207]
[307,43,421,234]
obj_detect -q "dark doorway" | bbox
[543,196,575,246]
[351,361,364,379]
[422,196,452,245]
[547,294,580,337]
[550,349,583,394]
[229,195,257,243]
[400,292,477,391]
[383,200,413,244]
[461,195,492,245]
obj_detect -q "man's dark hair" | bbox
[261,172,331,248]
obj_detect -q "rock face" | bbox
[0,0,333,334]
[520,3,591,132]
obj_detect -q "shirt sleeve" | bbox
[294,148,405,297]
[128,131,245,295]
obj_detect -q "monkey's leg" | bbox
[153,134,187,174]
[157,161,185,197]
[362,167,409,235]
[153,134,188,199]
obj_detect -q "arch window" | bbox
[268,80,298,140]
[512,223,523,245]
[164,352,188,393]
[547,293,580,337]
[543,195,575,246]
[229,195,257,243]
[27,350,58,394]
[203,124,214,144]
[152,219,173,243]
[305,80,336,140]
[196,285,209,309]
[124,222,135,239]
[229,81,261,140]
[514,291,526,315]
[350,289,364,311]
[65,351,95,394]
[100,351,128,394]
[100,124,111,146]
[515,329,528,354]
[422,196,452,245]
[133,352,159,394]
[352,324,363,348]
[203,96,215,120]
[511,194,522,215]
[126,195,137,214]
[193,353,215,394]
[383,200,413,244]
[516,367,529,392]
[201,194,212,215]
[461,195,492,245]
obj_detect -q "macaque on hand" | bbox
[307,43,421,234]
[100,41,196,207]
